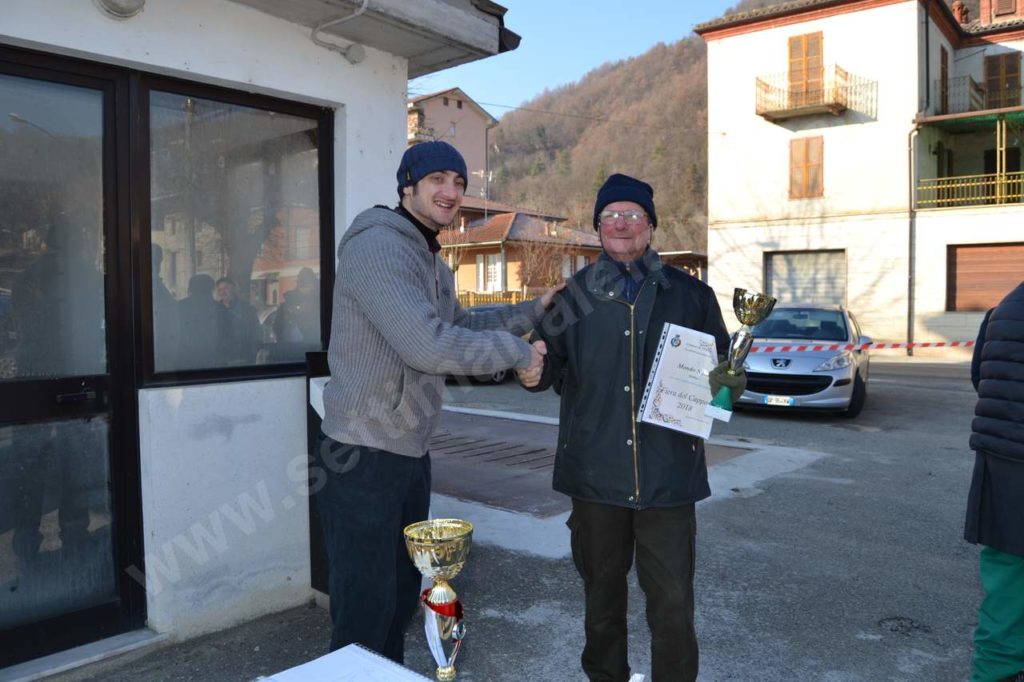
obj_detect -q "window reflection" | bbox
[0,75,106,380]
[150,92,322,372]
[0,417,115,630]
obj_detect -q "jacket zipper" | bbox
[622,278,652,506]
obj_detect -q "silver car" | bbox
[737,304,870,418]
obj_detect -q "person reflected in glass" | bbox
[176,273,224,369]
[151,244,179,358]
[214,276,260,365]
[274,267,320,349]
[8,216,106,578]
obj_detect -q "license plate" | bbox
[764,395,795,407]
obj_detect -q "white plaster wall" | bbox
[1,0,410,637]
[706,2,920,225]
[914,206,1020,345]
[138,378,310,636]
[708,213,909,342]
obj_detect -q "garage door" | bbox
[765,250,846,306]
[947,242,1024,311]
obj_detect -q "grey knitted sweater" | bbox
[321,206,540,457]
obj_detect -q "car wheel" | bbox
[839,373,866,418]
[477,368,508,384]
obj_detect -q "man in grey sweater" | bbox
[316,141,550,663]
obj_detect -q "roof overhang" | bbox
[916,105,1024,132]
[224,0,520,78]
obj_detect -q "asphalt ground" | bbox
[13,359,979,681]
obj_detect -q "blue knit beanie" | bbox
[396,141,468,199]
[593,173,657,230]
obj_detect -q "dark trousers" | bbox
[568,498,698,682]
[313,439,430,663]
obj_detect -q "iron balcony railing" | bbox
[755,65,873,120]
[917,171,1024,208]
[935,75,987,114]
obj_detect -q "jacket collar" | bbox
[587,248,669,299]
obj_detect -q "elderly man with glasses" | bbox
[519,173,745,682]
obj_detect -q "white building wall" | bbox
[705,2,968,347]
[706,2,920,225]
[2,0,408,637]
[914,207,1015,347]
[708,213,909,341]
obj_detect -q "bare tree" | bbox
[517,239,570,293]
[439,227,470,279]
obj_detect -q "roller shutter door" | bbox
[765,250,846,306]
[947,243,1024,311]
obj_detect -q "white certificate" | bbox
[636,323,719,440]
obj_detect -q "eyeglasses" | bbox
[599,210,648,226]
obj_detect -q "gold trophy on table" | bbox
[706,288,777,422]
[403,518,473,682]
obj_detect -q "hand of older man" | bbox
[709,361,747,404]
[517,340,547,388]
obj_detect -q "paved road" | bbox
[34,358,979,682]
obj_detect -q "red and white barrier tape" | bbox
[749,340,975,353]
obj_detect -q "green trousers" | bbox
[973,546,1024,682]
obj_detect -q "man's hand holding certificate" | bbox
[636,323,719,440]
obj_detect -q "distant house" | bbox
[695,0,1024,352]
[439,212,602,296]
[409,88,600,293]
[407,87,499,199]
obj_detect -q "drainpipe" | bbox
[907,124,920,357]
[500,243,507,291]
[311,0,369,64]
[924,2,931,111]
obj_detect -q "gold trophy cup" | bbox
[706,288,777,422]
[403,518,473,682]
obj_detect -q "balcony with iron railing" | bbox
[755,65,875,121]
[917,171,1024,209]
[935,76,987,115]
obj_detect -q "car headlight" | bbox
[814,352,853,371]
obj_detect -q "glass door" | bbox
[0,57,140,667]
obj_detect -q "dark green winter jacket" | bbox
[528,250,730,509]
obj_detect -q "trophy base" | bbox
[436,665,456,681]
[706,386,734,422]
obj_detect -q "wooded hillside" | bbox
[489,0,779,252]
[489,0,967,252]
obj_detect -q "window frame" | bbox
[135,74,335,387]
[984,52,1022,109]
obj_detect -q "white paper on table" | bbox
[309,376,329,420]
[636,322,719,440]
[259,642,430,681]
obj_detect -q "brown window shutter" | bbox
[940,46,949,114]
[789,138,804,199]
[996,0,1016,16]
[790,137,824,199]
[808,136,824,196]
[788,32,824,108]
